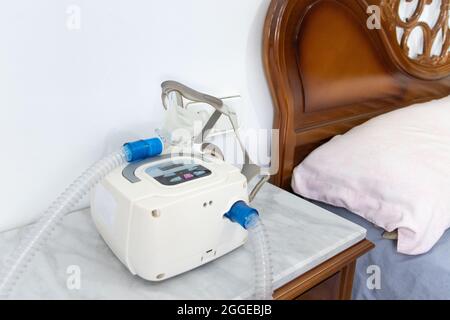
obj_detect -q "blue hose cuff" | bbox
[224,201,259,230]
[123,138,164,162]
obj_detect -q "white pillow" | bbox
[292,96,450,255]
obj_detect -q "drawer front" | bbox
[296,273,341,300]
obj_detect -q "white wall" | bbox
[0,0,274,232]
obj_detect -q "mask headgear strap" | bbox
[161,81,269,202]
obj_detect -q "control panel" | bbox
[145,160,212,186]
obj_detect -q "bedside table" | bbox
[253,184,374,300]
[1,183,373,300]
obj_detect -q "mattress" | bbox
[310,200,450,300]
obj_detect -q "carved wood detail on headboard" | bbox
[381,0,450,79]
[264,0,450,190]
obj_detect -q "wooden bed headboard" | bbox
[264,0,450,190]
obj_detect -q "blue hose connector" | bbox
[123,137,164,162]
[224,201,259,230]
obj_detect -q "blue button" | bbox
[170,177,183,183]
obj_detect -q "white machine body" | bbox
[90,153,249,281]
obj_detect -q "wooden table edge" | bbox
[274,239,375,300]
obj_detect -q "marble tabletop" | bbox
[0,183,366,300]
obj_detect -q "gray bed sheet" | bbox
[311,200,450,300]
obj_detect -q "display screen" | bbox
[145,160,212,186]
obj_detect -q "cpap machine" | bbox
[92,153,250,282]
[0,81,273,300]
